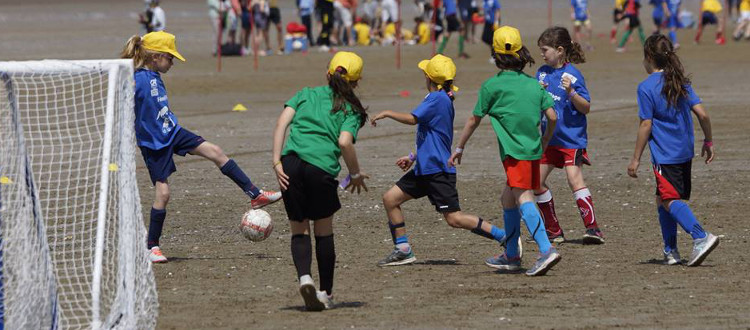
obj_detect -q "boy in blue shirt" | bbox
[370,54,509,266]
[628,34,718,266]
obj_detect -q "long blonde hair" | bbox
[120,35,158,69]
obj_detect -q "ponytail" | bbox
[120,35,152,70]
[328,69,368,127]
[537,26,586,64]
[429,80,455,101]
[644,34,690,107]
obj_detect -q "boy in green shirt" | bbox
[449,26,561,276]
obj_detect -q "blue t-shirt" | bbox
[571,0,588,21]
[134,68,180,150]
[483,0,501,23]
[411,91,456,176]
[637,72,701,165]
[443,0,458,15]
[298,0,313,16]
[536,63,591,149]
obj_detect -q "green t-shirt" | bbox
[283,86,363,176]
[473,70,555,161]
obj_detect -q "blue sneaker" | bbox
[485,253,521,271]
[377,248,416,267]
[525,248,561,276]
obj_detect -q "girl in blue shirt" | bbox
[370,54,509,267]
[121,31,281,263]
[535,27,603,245]
[628,34,718,267]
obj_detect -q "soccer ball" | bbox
[239,209,273,242]
[292,39,304,50]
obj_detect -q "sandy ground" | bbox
[2,0,750,329]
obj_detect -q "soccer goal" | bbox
[0,60,157,329]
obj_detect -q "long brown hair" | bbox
[644,34,691,107]
[537,26,586,64]
[120,35,156,69]
[492,45,535,71]
[328,68,368,127]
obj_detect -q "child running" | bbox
[695,0,726,45]
[665,0,682,48]
[627,34,719,266]
[570,0,593,50]
[449,26,561,276]
[370,54,510,267]
[616,0,647,52]
[734,0,750,41]
[272,52,369,311]
[649,0,667,34]
[120,31,281,263]
[611,0,628,43]
[534,27,603,244]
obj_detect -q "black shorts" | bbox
[269,7,281,24]
[701,12,718,26]
[241,9,251,30]
[140,128,205,185]
[481,22,493,45]
[446,14,461,32]
[626,14,641,28]
[653,161,692,201]
[613,9,624,23]
[396,170,460,213]
[281,153,341,222]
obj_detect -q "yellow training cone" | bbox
[1,176,12,184]
[108,163,119,172]
[232,103,248,112]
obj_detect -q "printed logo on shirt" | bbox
[157,95,168,102]
[150,79,157,88]
[151,89,159,97]
[157,106,175,135]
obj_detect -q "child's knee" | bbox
[443,212,463,228]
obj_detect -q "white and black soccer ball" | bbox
[240,209,273,242]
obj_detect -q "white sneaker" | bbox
[299,275,326,311]
[149,246,167,263]
[687,233,719,267]
[663,249,681,265]
[316,290,334,310]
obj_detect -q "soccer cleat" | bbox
[148,246,168,263]
[377,248,416,267]
[251,190,282,209]
[687,233,719,267]
[485,253,521,271]
[549,232,566,244]
[615,47,626,53]
[663,249,682,265]
[582,228,605,245]
[716,36,726,45]
[299,275,326,311]
[525,248,561,276]
[316,290,334,310]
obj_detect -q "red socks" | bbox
[574,188,598,229]
[535,190,562,236]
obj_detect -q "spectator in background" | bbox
[150,0,166,32]
[334,0,358,46]
[298,0,316,45]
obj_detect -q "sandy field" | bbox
[2,0,750,328]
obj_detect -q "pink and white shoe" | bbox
[251,190,282,209]
[149,246,168,263]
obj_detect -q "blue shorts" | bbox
[140,128,205,185]
[667,14,683,28]
[701,12,718,25]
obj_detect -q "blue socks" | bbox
[220,159,261,198]
[503,208,522,258]
[471,218,506,243]
[669,30,677,44]
[668,200,707,240]
[520,202,552,254]
[147,208,166,249]
[658,206,678,252]
[395,235,411,252]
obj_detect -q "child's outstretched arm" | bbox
[627,119,652,178]
[448,115,482,167]
[339,131,369,194]
[272,106,296,190]
[542,107,557,150]
[370,110,418,126]
[691,103,715,164]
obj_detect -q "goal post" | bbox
[0,59,158,329]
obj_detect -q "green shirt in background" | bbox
[283,86,362,176]
[473,70,555,161]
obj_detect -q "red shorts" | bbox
[502,157,540,190]
[541,146,591,168]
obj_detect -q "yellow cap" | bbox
[328,51,363,82]
[493,26,523,58]
[417,54,459,92]
[142,31,186,62]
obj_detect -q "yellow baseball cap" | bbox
[417,54,459,91]
[493,26,523,58]
[142,31,186,62]
[328,51,363,81]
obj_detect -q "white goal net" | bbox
[0,60,157,329]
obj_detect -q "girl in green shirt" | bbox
[272,51,369,311]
